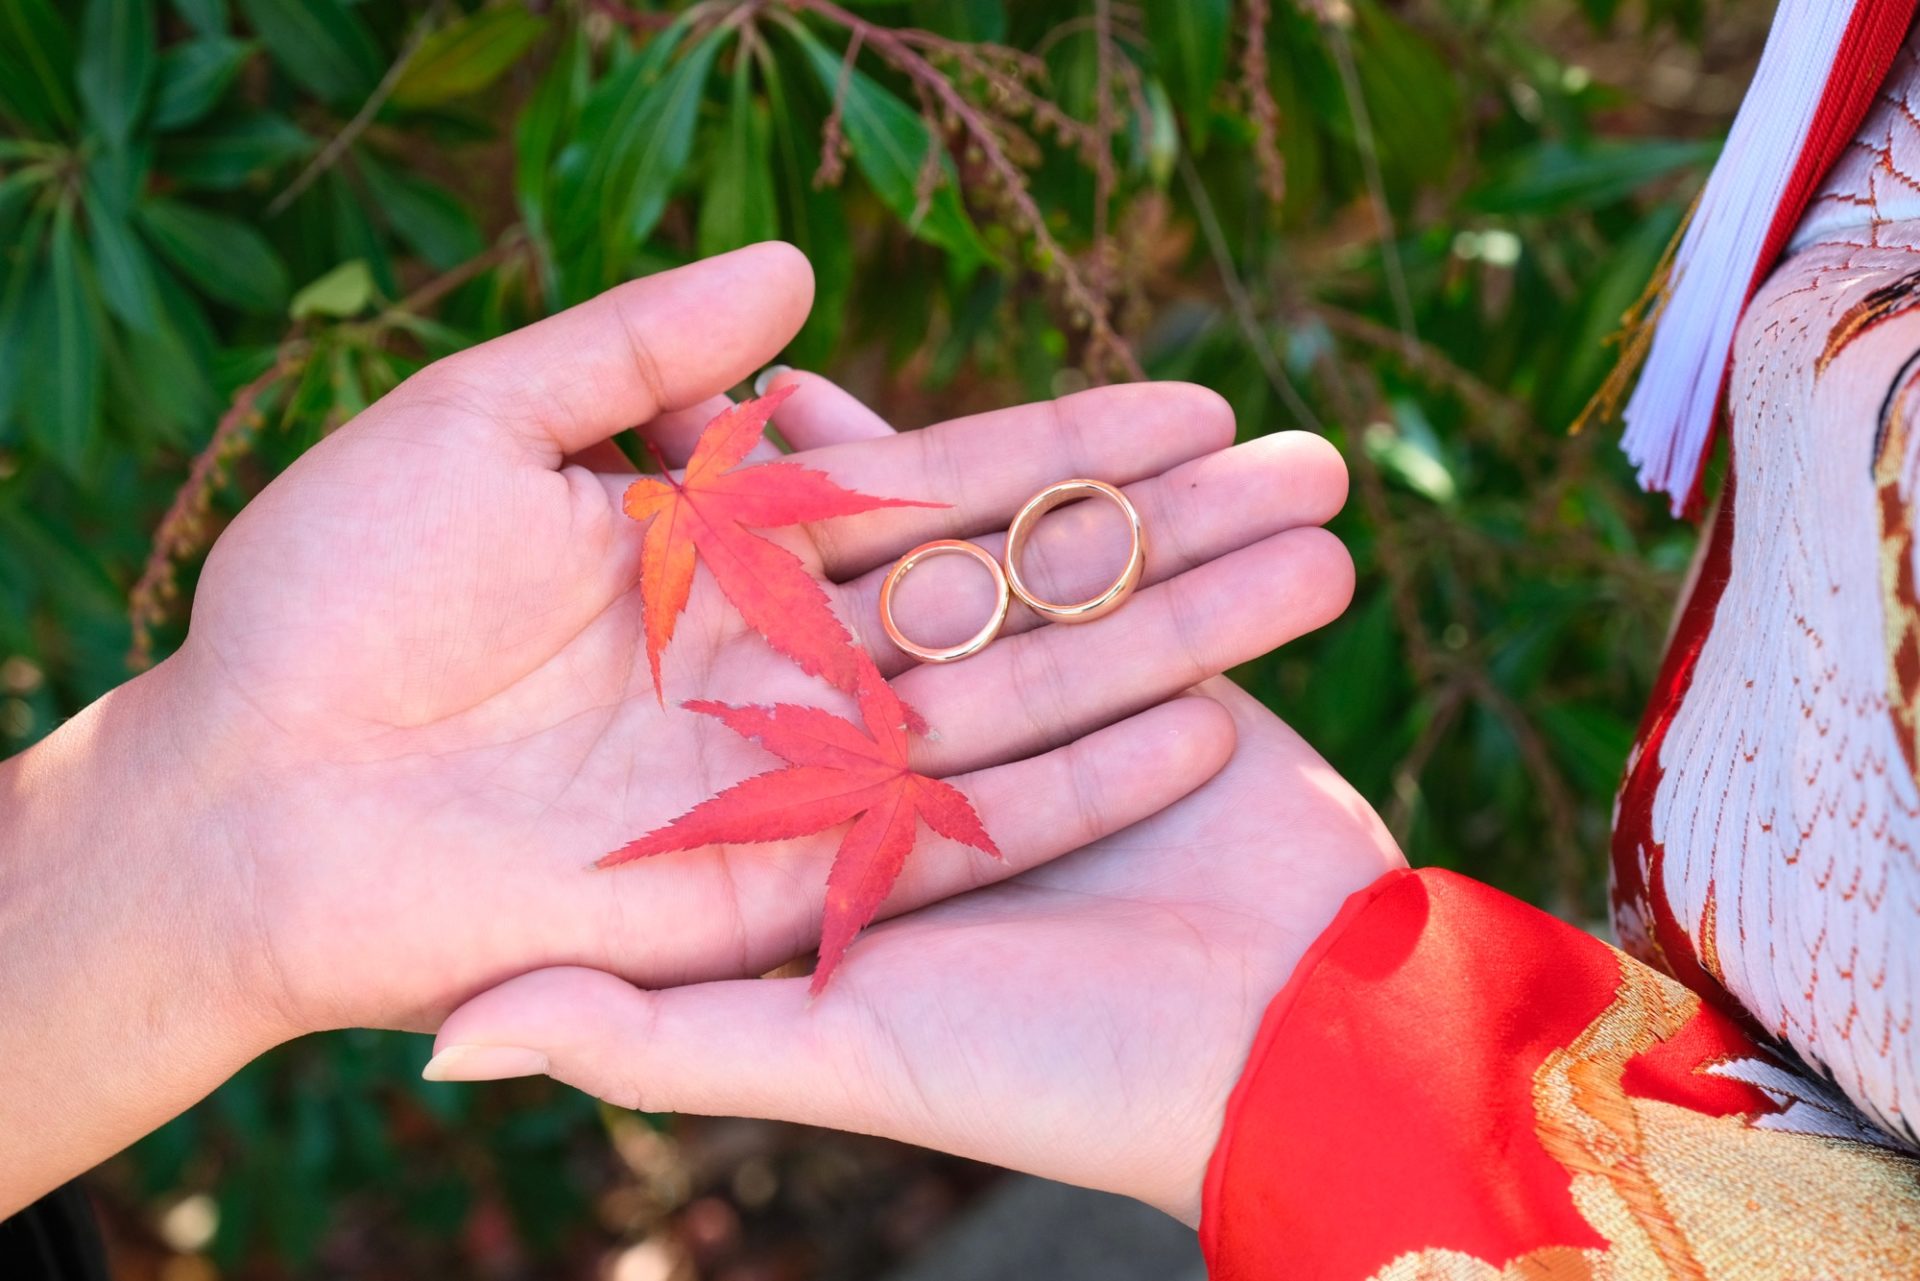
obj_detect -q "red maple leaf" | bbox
[623,386,940,703]
[600,663,1000,993]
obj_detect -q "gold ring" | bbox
[1004,479,1145,624]
[880,539,1011,663]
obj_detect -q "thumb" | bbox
[423,967,893,1130]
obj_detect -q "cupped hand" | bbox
[429,678,1404,1225]
[161,243,1354,1047]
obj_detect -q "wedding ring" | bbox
[1005,479,1145,624]
[880,539,1011,663]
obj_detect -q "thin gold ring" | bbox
[1004,479,1146,624]
[880,539,1011,663]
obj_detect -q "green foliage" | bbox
[2,0,1730,1270]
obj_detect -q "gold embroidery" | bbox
[1365,956,1920,1280]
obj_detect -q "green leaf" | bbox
[151,34,254,131]
[116,265,216,440]
[761,40,849,368]
[1146,0,1228,139]
[1471,138,1719,215]
[909,0,1004,42]
[157,113,310,189]
[139,196,289,311]
[0,168,45,244]
[173,0,226,37]
[1546,202,1682,426]
[1138,78,1178,187]
[1350,2,1463,195]
[289,258,374,319]
[324,169,394,296]
[391,4,545,109]
[77,0,155,146]
[698,54,777,258]
[513,27,585,259]
[83,182,161,328]
[788,23,991,268]
[0,0,79,134]
[27,201,102,471]
[83,137,150,218]
[1364,399,1458,505]
[355,149,482,271]
[553,23,723,292]
[0,189,52,426]
[1537,702,1635,799]
[236,0,380,104]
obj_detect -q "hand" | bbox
[0,244,1353,1209]
[429,679,1403,1225]
[189,242,1351,1035]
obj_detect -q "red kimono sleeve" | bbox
[1199,868,1920,1280]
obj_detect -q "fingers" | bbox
[798,382,1238,581]
[427,687,1233,1119]
[401,243,814,464]
[761,367,897,448]
[584,365,880,482]
[886,693,1234,909]
[898,526,1355,776]
[844,431,1347,676]
[588,696,1235,985]
[641,393,761,468]
[427,966,846,1128]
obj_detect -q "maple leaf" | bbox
[600,663,1000,993]
[623,386,940,703]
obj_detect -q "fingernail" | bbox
[753,364,793,397]
[422,1044,550,1083]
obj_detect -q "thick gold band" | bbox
[879,539,1011,663]
[1004,479,1145,624]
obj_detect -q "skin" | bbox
[0,243,1372,1217]
[432,373,1407,1228]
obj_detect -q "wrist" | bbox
[0,656,291,1211]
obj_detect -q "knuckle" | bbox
[606,289,671,413]
[1010,633,1079,751]
[1161,576,1217,678]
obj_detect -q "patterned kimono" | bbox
[1199,14,1920,1280]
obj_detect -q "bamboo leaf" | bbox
[391,4,546,109]
[0,189,52,426]
[77,0,156,147]
[698,53,778,258]
[151,34,254,131]
[139,196,289,311]
[1146,0,1228,141]
[762,41,849,367]
[0,0,78,134]
[1471,138,1718,215]
[173,0,226,37]
[788,23,991,268]
[236,0,380,104]
[553,23,723,293]
[157,112,311,189]
[355,149,482,271]
[83,181,162,329]
[910,0,1004,42]
[27,201,103,472]
[514,26,585,263]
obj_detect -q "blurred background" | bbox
[0,0,1765,1275]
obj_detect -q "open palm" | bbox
[170,244,1354,1042]
[432,679,1404,1225]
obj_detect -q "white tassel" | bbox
[1621,0,1855,514]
